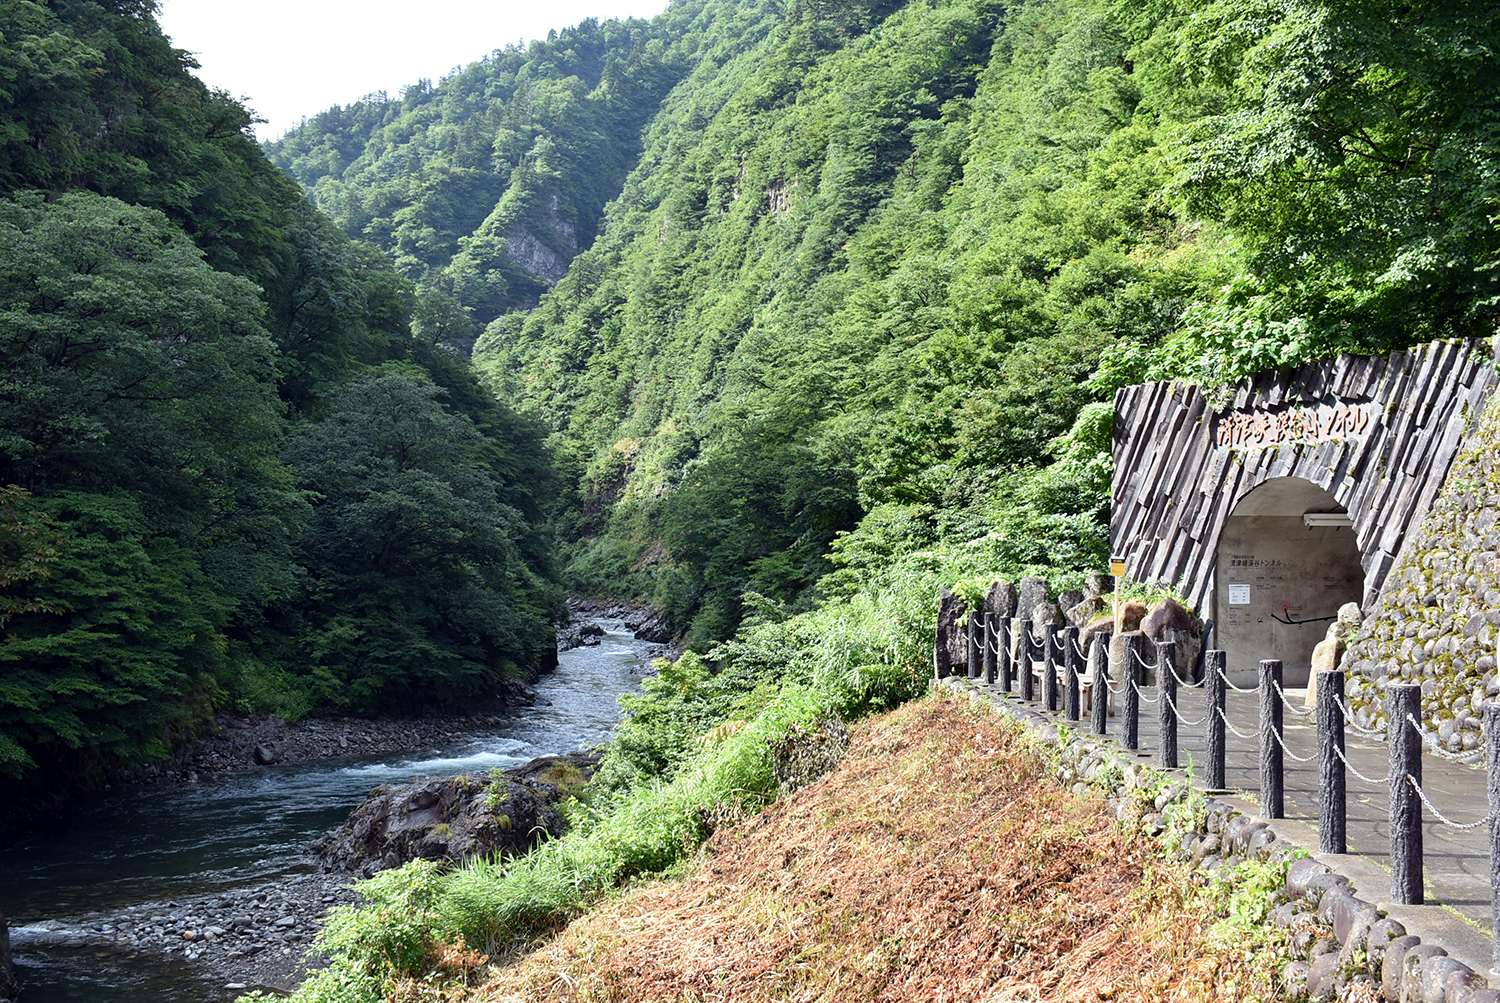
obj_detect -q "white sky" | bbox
[157,0,670,140]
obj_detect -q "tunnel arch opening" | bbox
[1214,477,1365,686]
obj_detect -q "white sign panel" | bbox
[1227,584,1251,606]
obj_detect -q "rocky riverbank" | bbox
[14,872,358,996]
[563,597,674,648]
[132,685,542,788]
[2,612,667,1001]
[118,604,668,795]
[0,916,15,1003]
[15,749,607,998]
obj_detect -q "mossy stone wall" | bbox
[1345,390,1500,748]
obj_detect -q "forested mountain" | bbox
[0,0,562,806]
[5,0,1496,819]
[265,1,778,347]
[464,0,1500,647]
[279,0,1500,651]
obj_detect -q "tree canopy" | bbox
[0,1,561,803]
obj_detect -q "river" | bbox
[0,619,656,1003]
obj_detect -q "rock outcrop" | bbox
[0,914,16,1003]
[559,620,605,651]
[935,589,966,674]
[1142,598,1203,683]
[984,580,1018,621]
[565,598,674,644]
[317,751,601,877]
[1017,578,1051,621]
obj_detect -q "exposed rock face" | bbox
[502,224,574,285]
[935,589,963,677]
[624,607,673,643]
[1018,578,1051,620]
[0,914,16,1003]
[984,580,1018,620]
[317,751,600,877]
[564,598,675,645]
[1057,590,1084,615]
[559,620,606,651]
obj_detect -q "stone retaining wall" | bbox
[1345,390,1500,747]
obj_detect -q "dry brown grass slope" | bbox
[437,696,1284,1002]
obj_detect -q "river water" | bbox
[0,620,655,1003]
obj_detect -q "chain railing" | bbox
[932,587,1500,972]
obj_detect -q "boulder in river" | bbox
[316,751,602,877]
[559,621,606,651]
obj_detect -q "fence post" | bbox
[1389,683,1423,904]
[1259,659,1284,819]
[1158,639,1178,769]
[1042,626,1059,712]
[1090,637,1108,736]
[982,612,997,685]
[1484,703,1500,976]
[1206,649,1226,790]
[1064,626,1081,722]
[1317,669,1346,854]
[967,611,982,680]
[1123,633,1141,751]
[997,619,1012,693]
[1019,619,1035,702]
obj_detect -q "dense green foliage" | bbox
[265,1,779,343]
[462,0,1500,647]
[0,1,561,795]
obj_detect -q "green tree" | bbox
[283,370,557,711]
[0,192,299,778]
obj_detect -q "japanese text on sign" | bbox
[1215,402,1375,450]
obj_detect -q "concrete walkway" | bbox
[965,672,1495,930]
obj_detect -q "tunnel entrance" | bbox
[1214,477,1365,686]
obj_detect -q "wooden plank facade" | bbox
[1111,339,1499,613]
